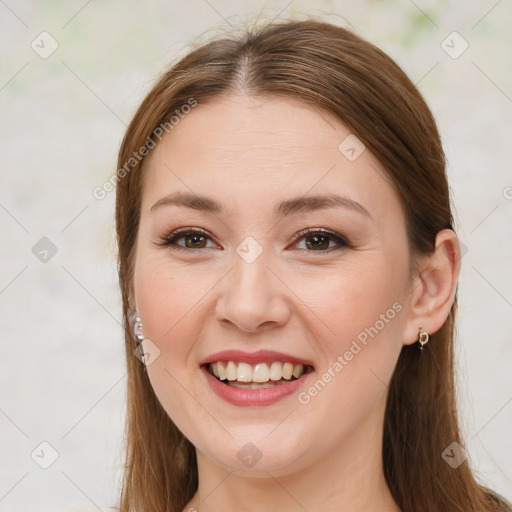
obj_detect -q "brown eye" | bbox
[293,228,350,252]
[182,233,207,248]
[304,233,331,251]
[158,227,349,253]
[159,228,217,251]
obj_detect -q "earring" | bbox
[133,315,144,342]
[133,315,147,365]
[417,325,429,350]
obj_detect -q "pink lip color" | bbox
[200,349,313,367]
[201,365,313,407]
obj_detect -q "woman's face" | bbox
[133,94,417,476]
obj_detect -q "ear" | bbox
[403,229,461,346]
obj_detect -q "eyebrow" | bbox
[150,191,372,219]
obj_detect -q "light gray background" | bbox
[1,1,511,510]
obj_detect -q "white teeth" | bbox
[237,362,252,382]
[217,362,227,380]
[269,361,282,381]
[282,362,293,380]
[252,363,270,382]
[293,364,304,378]
[209,361,308,383]
[226,361,237,381]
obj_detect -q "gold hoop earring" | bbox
[418,326,429,350]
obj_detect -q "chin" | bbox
[196,426,315,477]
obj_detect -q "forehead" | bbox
[140,94,401,222]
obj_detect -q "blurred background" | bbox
[1,1,511,510]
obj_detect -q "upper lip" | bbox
[200,349,314,367]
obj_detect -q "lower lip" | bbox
[201,365,313,407]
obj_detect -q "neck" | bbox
[184,394,400,512]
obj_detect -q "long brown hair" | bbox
[115,17,509,512]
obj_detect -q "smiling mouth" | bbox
[205,361,315,389]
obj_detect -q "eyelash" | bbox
[157,227,351,253]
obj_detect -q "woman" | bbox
[114,18,511,512]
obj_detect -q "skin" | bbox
[132,94,461,512]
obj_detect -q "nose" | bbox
[215,251,291,333]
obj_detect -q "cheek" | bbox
[133,257,211,434]
[134,244,407,369]
[296,257,406,350]
[299,260,406,418]
[294,271,405,445]
[133,251,214,344]
[132,260,205,419]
